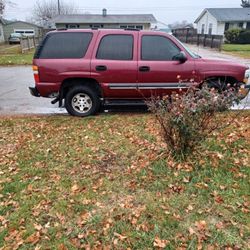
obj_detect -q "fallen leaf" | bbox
[114,232,127,241]
[71,184,79,193]
[25,232,40,244]
[153,237,169,248]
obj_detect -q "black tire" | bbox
[65,85,100,117]
[205,77,239,93]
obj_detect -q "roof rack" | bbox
[124,28,140,31]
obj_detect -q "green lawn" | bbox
[0,112,249,249]
[0,45,34,65]
[222,44,250,58]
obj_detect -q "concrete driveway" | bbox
[0,46,249,115]
[0,66,66,115]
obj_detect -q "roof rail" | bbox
[124,28,140,31]
[56,28,68,31]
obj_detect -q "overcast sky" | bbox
[5,0,243,25]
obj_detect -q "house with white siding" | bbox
[52,9,157,30]
[195,8,250,35]
[0,18,4,43]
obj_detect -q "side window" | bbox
[141,35,180,61]
[208,23,213,35]
[38,32,93,59]
[96,35,133,60]
[201,24,205,34]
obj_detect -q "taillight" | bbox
[33,65,40,83]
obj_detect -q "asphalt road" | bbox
[0,46,249,115]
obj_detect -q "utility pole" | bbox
[57,0,61,15]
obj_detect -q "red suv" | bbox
[29,29,249,117]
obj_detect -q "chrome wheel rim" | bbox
[71,93,92,114]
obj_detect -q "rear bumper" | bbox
[29,87,40,97]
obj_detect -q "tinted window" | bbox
[141,35,180,61]
[96,35,133,60]
[38,32,93,59]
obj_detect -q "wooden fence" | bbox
[172,28,224,50]
[20,36,42,53]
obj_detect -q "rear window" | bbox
[37,32,93,59]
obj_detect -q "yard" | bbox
[0,112,249,249]
[222,44,250,59]
[0,44,34,65]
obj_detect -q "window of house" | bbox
[96,34,134,60]
[136,25,143,30]
[66,24,80,29]
[201,24,205,34]
[141,35,180,61]
[239,22,244,28]
[38,32,93,59]
[119,25,143,30]
[247,22,250,30]
[225,23,230,31]
[90,24,104,28]
[208,23,213,35]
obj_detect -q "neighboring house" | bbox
[195,8,250,35]
[52,9,157,30]
[2,20,43,41]
[0,18,4,43]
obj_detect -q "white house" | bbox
[195,8,250,35]
[52,9,157,30]
[0,18,4,43]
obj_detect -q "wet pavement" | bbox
[0,45,249,116]
[0,66,66,115]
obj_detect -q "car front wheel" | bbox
[65,86,100,117]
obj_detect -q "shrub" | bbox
[238,30,250,44]
[147,86,240,160]
[224,28,242,44]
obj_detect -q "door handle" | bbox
[139,66,150,72]
[96,65,107,71]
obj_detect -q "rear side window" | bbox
[37,32,93,59]
[141,35,180,61]
[96,35,133,60]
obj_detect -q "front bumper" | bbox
[29,87,40,97]
[239,83,250,98]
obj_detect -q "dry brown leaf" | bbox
[153,237,169,248]
[188,227,196,235]
[71,184,79,193]
[25,232,40,244]
[114,232,127,241]
[215,222,224,230]
[58,243,68,250]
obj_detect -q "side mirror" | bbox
[173,51,187,63]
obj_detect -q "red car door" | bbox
[91,30,139,99]
[137,33,196,98]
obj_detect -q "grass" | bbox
[0,44,34,65]
[222,44,250,58]
[0,112,249,249]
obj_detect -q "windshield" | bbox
[172,36,201,59]
[10,33,22,38]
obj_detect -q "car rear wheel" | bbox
[65,86,100,117]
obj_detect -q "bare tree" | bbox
[0,0,16,16]
[241,0,250,7]
[32,0,78,26]
[168,20,193,30]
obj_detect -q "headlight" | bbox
[244,69,250,83]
